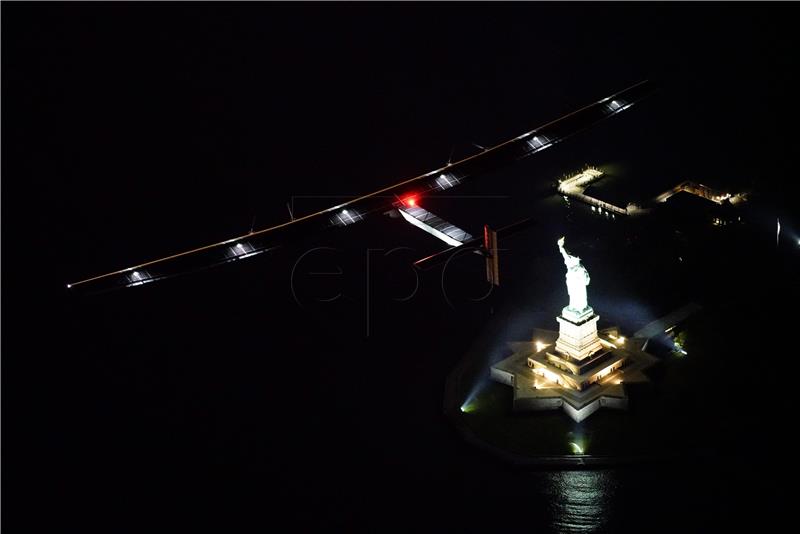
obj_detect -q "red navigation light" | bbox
[403,196,417,207]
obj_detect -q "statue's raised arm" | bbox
[557,236,569,264]
[558,236,578,268]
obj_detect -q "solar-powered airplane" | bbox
[67,80,655,294]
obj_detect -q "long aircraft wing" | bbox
[67,80,655,293]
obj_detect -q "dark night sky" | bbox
[4,3,799,532]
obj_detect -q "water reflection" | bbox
[545,470,617,533]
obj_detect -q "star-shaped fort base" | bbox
[491,327,658,422]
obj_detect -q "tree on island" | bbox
[673,330,688,356]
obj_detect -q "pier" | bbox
[557,168,636,216]
[654,181,745,205]
[558,168,747,217]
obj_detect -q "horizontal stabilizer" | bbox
[413,216,536,271]
[397,205,473,247]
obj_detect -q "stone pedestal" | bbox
[490,326,658,422]
[555,307,603,361]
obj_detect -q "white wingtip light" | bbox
[66,283,72,289]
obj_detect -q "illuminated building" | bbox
[490,238,658,422]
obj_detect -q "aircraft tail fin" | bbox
[484,225,499,286]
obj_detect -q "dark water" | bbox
[6,4,799,531]
[38,184,787,532]
[546,471,620,532]
[12,112,794,533]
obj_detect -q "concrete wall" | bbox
[600,396,628,410]
[490,367,514,386]
[511,395,628,421]
[563,399,602,422]
[514,397,562,411]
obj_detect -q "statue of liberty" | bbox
[557,237,591,315]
